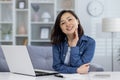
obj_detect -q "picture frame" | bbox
[40,27,50,39]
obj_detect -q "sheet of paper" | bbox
[60,73,89,79]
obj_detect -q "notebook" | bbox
[1,45,58,76]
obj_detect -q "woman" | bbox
[51,10,95,74]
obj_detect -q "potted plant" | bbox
[2,27,12,40]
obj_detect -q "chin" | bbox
[66,32,74,35]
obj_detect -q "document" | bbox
[60,73,89,79]
[89,72,111,80]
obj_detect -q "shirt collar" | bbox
[64,34,88,46]
[80,35,88,41]
[78,35,88,45]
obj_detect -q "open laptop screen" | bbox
[1,45,58,76]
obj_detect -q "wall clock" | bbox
[87,0,104,17]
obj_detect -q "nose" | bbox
[66,21,70,27]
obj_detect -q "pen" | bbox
[54,74,64,78]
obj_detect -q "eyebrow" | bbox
[60,16,71,23]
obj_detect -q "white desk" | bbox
[0,72,88,80]
[0,72,120,80]
[0,72,63,80]
[89,72,120,80]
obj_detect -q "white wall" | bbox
[75,0,120,71]
[107,0,120,71]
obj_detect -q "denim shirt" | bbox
[52,35,96,73]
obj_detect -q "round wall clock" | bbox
[87,0,104,17]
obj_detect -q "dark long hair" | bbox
[51,10,84,45]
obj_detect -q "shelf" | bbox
[16,9,28,11]
[0,0,75,46]
[30,0,54,3]
[0,21,13,23]
[0,42,13,45]
[15,35,28,37]
[31,22,54,24]
[0,40,13,42]
[31,42,51,46]
[31,40,50,42]
[0,1,12,4]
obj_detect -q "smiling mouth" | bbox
[66,26,73,31]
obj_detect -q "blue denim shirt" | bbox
[52,35,95,73]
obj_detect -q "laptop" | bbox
[1,45,58,76]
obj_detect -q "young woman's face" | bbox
[60,12,79,35]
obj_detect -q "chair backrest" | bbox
[0,46,9,72]
[27,45,54,71]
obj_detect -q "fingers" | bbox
[76,63,90,74]
[77,66,89,74]
[74,28,78,38]
[69,28,78,47]
[73,28,78,42]
[84,63,90,66]
[82,63,90,66]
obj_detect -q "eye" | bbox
[68,18,72,21]
[60,22,65,25]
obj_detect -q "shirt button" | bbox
[80,52,82,54]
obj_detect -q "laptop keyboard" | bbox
[35,71,58,76]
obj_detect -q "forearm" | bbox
[53,64,77,73]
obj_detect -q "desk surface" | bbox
[0,72,63,80]
[89,72,120,80]
[0,72,120,80]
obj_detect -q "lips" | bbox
[66,26,73,31]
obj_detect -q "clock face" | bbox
[87,0,104,17]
